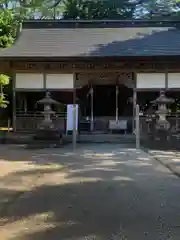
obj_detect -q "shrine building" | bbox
[0,19,180,133]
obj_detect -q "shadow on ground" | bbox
[0,144,179,239]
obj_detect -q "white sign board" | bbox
[119,120,127,130]
[66,104,78,131]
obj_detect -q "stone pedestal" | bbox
[146,91,174,149]
[27,92,64,149]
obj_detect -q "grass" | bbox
[0,127,13,131]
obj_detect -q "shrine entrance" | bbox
[76,72,135,134]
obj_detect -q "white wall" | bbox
[136,73,165,89]
[168,73,180,88]
[15,73,44,89]
[46,74,74,89]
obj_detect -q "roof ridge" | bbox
[23,19,180,23]
[22,19,180,29]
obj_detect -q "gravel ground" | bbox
[0,144,180,240]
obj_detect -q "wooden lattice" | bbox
[76,72,134,87]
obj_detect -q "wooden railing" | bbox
[14,110,180,134]
[140,113,180,136]
[16,111,67,132]
[15,112,134,133]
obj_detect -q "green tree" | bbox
[0,75,9,108]
[0,9,17,48]
[138,0,179,19]
[62,0,138,20]
[0,0,64,19]
[0,9,17,108]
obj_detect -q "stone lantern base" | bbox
[26,128,63,149]
[26,92,64,149]
[34,128,61,141]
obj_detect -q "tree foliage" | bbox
[1,0,180,20]
[62,0,138,20]
[0,9,16,108]
[0,74,10,108]
[0,9,17,48]
[137,0,180,19]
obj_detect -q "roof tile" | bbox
[0,21,180,58]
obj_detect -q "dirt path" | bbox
[0,144,180,240]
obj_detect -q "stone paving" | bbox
[148,149,180,177]
[0,144,180,239]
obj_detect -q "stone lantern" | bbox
[32,92,63,147]
[37,91,59,129]
[152,91,174,131]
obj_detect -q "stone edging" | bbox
[142,147,180,178]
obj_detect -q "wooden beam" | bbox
[0,61,10,74]
[9,60,180,73]
[12,73,16,132]
[133,72,137,133]
[72,73,77,151]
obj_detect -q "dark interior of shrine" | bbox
[77,84,133,117]
[3,88,180,122]
[14,84,133,117]
[137,91,180,114]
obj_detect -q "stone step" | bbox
[66,134,136,143]
[0,133,136,145]
[26,142,63,149]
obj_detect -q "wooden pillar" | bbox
[90,83,94,132]
[135,104,140,148]
[20,93,27,113]
[73,73,77,151]
[24,96,27,113]
[133,90,137,133]
[115,81,119,123]
[133,72,137,134]
[165,71,168,90]
[43,71,46,90]
[12,73,16,132]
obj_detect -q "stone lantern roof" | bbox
[37,92,59,105]
[151,91,174,105]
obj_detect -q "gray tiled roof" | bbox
[1,20,180,58]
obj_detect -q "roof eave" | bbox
[0,55,180,62]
